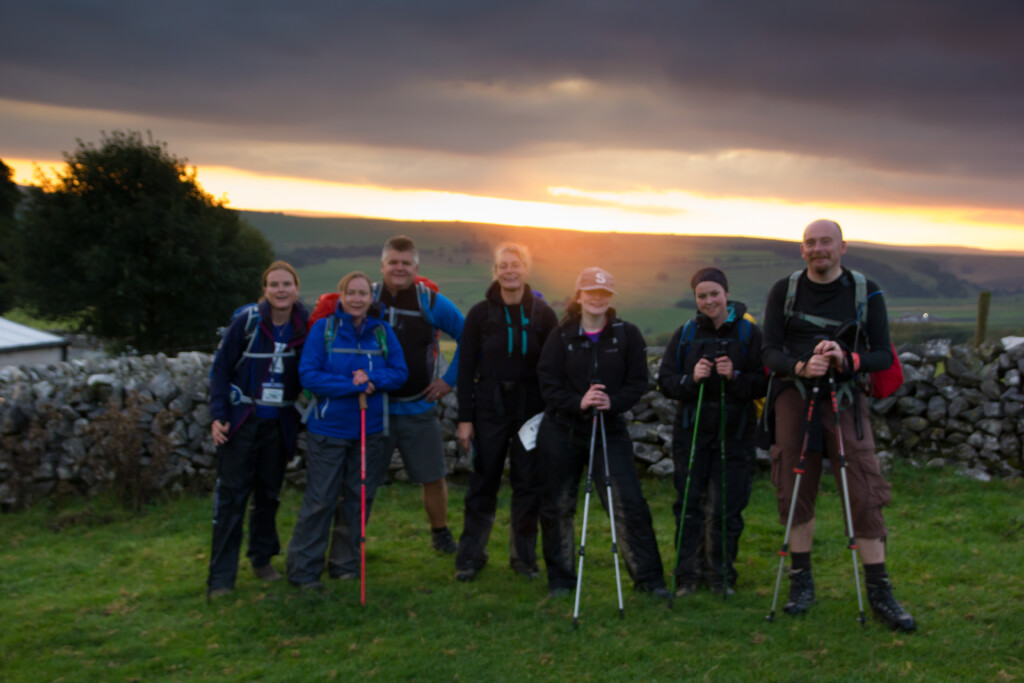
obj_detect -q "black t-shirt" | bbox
[762,267,892,377]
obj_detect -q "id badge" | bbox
[261,382,285,404]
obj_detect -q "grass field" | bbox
[3,463,1023,681]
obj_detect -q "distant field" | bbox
[243,212,1024,345]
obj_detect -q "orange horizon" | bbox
[7,157,1024,253]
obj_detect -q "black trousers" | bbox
[537,414,666,591]
[671,419,754,588]
[208,417,286,590]
[455,402,541,574]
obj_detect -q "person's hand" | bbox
[813,339,846,371]
[692,358,714,382]
[795,354,832,378]
[424,378,452,403]
[580,384,611,412]
[457,422,474,452]
[714,355,734,380]
[211,419,230,446]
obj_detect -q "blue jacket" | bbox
[209,300,309,456]
[300,307,408,439]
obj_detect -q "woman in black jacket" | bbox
[536,267,669,599]
[454,243,558,582]
[657,267,766,597]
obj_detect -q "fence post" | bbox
[974,291,991,347]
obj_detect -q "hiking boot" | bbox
[329,572,358,581]
[783,568,815,615]
[208,586,234,599]
[674,582,700,598]
[297,580,326,593]
[548,587,571,598]
[709,584,736,597]
[253,564,282,582]
[867,579,916,632]
[513,567,541,580]
[649,586,672,601]
[431,528,457,554]
[455,567,477,582]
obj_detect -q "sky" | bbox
[3,1,1024,250]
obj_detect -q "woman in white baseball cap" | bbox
[534,267,670,600]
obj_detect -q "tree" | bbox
[12,131,273,351]
[0,159,21,313]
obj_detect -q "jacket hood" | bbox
[257,299,310,342]
[485,280,540,308]
[695,299,748,331]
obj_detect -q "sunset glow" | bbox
[8,157,1022,251]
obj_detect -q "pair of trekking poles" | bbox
[573,409,626,628]
[668,371,730,607]
[765,370,867,627]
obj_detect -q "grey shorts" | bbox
[386,410,447,484]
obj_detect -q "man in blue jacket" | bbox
[364,235,464,555]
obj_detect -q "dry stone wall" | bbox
[2,339,1020,510]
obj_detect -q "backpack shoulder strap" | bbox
[849,269,868,324]
[676,319,696,369]
[785,268,846,329]
[374,324,388,359]
[415,281,438,329]
[783,270,803,320]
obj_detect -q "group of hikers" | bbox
[205,219,916,632]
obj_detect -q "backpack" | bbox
[211,303,261,375]
[373,276,444,381]
[783,269,903,399]
[675,311,764,419]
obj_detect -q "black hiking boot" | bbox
[783,568,815,615]
[431,528,457,554]
[867,578,916,632]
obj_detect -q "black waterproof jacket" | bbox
[536,310,648,426]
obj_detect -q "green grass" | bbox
[3,464,1022,681]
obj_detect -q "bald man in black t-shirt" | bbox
[761,219,915,632]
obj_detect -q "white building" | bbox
[0,316,69,367]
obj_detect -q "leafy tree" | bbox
[12,131,273,351]
[0,159,21,313]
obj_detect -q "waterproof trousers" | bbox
[455,403,542,575]
[671,426,754,589]
[537,414,666,592]
[326,431,389,578]
[287,431,384,584]
[208,417,286,591]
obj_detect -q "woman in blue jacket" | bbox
[286,271,408,589]
[207,260,309,598]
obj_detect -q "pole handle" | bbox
[359,393,368,410]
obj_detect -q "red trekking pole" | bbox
[359,392,368,607]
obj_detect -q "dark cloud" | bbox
[2,0,1023,208]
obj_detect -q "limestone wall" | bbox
[2,339,1020,511]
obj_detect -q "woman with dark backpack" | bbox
[657,267,767,597]
[454,242,558,582]
[535,267,670,599]
[207,260,309,599]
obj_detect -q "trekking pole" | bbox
[669,381,704,609]
[767,377,821,623]
[719,378,728,602]
[827,372,868,627]
[598,411,625,619]
[359,392,368,607]
[572,411,600,629]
